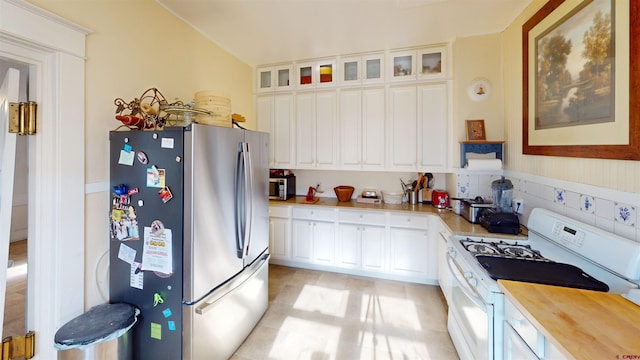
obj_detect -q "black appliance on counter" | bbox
[477,208,521,235]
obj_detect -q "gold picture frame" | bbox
[523,0,640,160]
[465,119,487,141]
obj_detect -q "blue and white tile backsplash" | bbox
[454,169,640,243]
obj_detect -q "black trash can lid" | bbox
[54,303,139,349]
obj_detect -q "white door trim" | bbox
[0,0,89,358]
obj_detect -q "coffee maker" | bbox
[478,176,520,234]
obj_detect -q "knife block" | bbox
[422,188,433,203]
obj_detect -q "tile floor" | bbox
[232,265,459,360]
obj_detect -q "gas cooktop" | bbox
[459,238,610,292]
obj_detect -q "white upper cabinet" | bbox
[296,62,315,90]
[257,94,295,168]
[339,53,385,85]
[256,64,293,93]
[389,44,450,82]
[256,42,452,172]
[418,82,449,170]
[388,50,416,82]
[339,88,385,170]
[316,59,337,88]
[295,59,337,89]
[296,91,338,169]
[387,86,418,170]
[387,82,450,172]
[417,45,449,80]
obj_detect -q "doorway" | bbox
[0,59,29,339]
[0,0,88,353]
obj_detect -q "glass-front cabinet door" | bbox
[316,59,336,88]
[417,45,447,79]
[257,65,293,93]
[339,53,384,85]
[389,50,416,81]
[363,54,384,84]
[296,62,315,89]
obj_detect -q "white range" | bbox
[439,208,640,360]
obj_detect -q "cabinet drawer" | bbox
[505,298,541,357]
[389,213,429,229]
[338,210,386,225]
[292,207,335,221]
[269,205,291,218]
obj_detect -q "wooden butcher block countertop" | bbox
[498,279,640,360]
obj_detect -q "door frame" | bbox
[0,0,89,358]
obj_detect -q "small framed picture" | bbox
[465,119,486,141]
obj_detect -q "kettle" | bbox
[431,190,450,209]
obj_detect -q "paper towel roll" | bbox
[466,158,503,171]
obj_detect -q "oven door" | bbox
[446,247,494,360]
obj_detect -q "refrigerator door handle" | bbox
[244,142,254,257]
[234,142,253,259]
[234,143,246,258]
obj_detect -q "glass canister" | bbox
[492,176,513,212]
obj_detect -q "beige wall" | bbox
[28,0,254,307]
[452,34,505,167]
[502,0,640,193]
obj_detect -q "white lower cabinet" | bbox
[278,205,438,284]
[388,213,430,277]
[269,206,291,261]
[337,222,386,272]
[291,207,336,264]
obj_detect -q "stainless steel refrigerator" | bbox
[109,124,270,359]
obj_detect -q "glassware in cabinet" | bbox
[296,62,315,89]
[316,59,336,87]
[417,45,448,79]
[389,50,416,81]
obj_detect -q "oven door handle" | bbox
[446,251,487,309]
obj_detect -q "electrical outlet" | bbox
[514,198,524,215]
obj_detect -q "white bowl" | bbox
[382,191,404,205]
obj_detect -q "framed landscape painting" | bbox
[522,0,640,159]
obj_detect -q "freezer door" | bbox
[184,125,245,303]
[183,253,269,360]
[244,130,270,266]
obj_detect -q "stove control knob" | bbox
[447,247,456,257]
[463,272,478,287]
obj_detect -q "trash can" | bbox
[54,303,139,360]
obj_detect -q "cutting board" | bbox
[476,256,609,292]
[302,197,319,204]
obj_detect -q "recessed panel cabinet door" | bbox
[362,88,385,169]
[269,217,290,260]
[292,220,313,262]
[296,93,316,168]
[388,86,417,170]
[418,83,448,170]
[257,94,295,168]
[339,90,362,168]
[315,91,337,168]
[273,94,295,168]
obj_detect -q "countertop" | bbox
[498,279,640,360]
[270,196,527,239]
